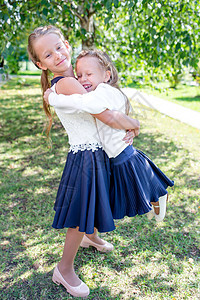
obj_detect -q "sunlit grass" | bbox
[0,77,200,299]
[129,81,200,112]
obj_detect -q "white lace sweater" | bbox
[51,84,102,154]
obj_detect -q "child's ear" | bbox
[104,70,111,83]
[65,40,72,55]
[65,40,70,48]
[36,61,47,70]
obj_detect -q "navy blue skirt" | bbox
[110,146,174,219]
[52,148,115,234]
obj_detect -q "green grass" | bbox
[17,70,42,76]
[129,81,200,112]
[0,77,200,299]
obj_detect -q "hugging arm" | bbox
[93,110,140,131]
[93,110,140,142]
[45,81,140,132]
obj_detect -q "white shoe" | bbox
[147,194,168,222]
[146,209,155,220]
[80,235,114,252]
[154,193,168,222]
[52,266,90,298]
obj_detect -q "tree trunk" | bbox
[80,14,95,49]
[70,0,96,49]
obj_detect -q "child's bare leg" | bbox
[151,193,168,221]
[57,227,84,286]
[151,201,159,215]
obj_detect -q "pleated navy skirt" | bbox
[52,148,115,234]
[110,145,174,219]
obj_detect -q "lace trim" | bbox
[69,142,102,154]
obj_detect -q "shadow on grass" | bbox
[175,95,200,103]
[0,77,41,90]
[2,276,120,300]
[1,245,125,300]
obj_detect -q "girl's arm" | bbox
[93,110,140,130]
[56,77,87,95]
[46,79,140,131]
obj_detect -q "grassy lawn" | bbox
[0,77,200,300]
[17,71,42,76]
[129,81,200,112]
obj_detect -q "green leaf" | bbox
[81,28,87,35]
[104,17,110,25]
[183,58,190,66]
[3,14,9,21]
[106,0,112,11]
[49,8,54,15]
[21,14,25,22]
[179,3,184,11]
[128,1,133,8]
[114,0,119,8]
[43,8,48,16]
[175,42,181,51]
[76,31,81,38]
[41,0,48,5]
[86,3,90,10]
[36,10,40,17]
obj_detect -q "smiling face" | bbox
[34,33,71,76]
[76,56,111,92]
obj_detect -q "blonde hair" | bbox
[27,25,66,136]
[75,49,132,115]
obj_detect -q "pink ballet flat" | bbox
[52,266,90,298]
[80,235,114,252]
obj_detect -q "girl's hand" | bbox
[133,128,140,137]
[44,88,53,105]
[123,129,140,145]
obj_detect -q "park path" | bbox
[122,87,200,130]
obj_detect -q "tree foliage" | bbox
[0,0,200,86]
[96,0,200,86]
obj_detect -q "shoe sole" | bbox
[52,274,89,298]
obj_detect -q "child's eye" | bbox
[77,74,82,78]
[46,54,51,58]
[87,73,92,76]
